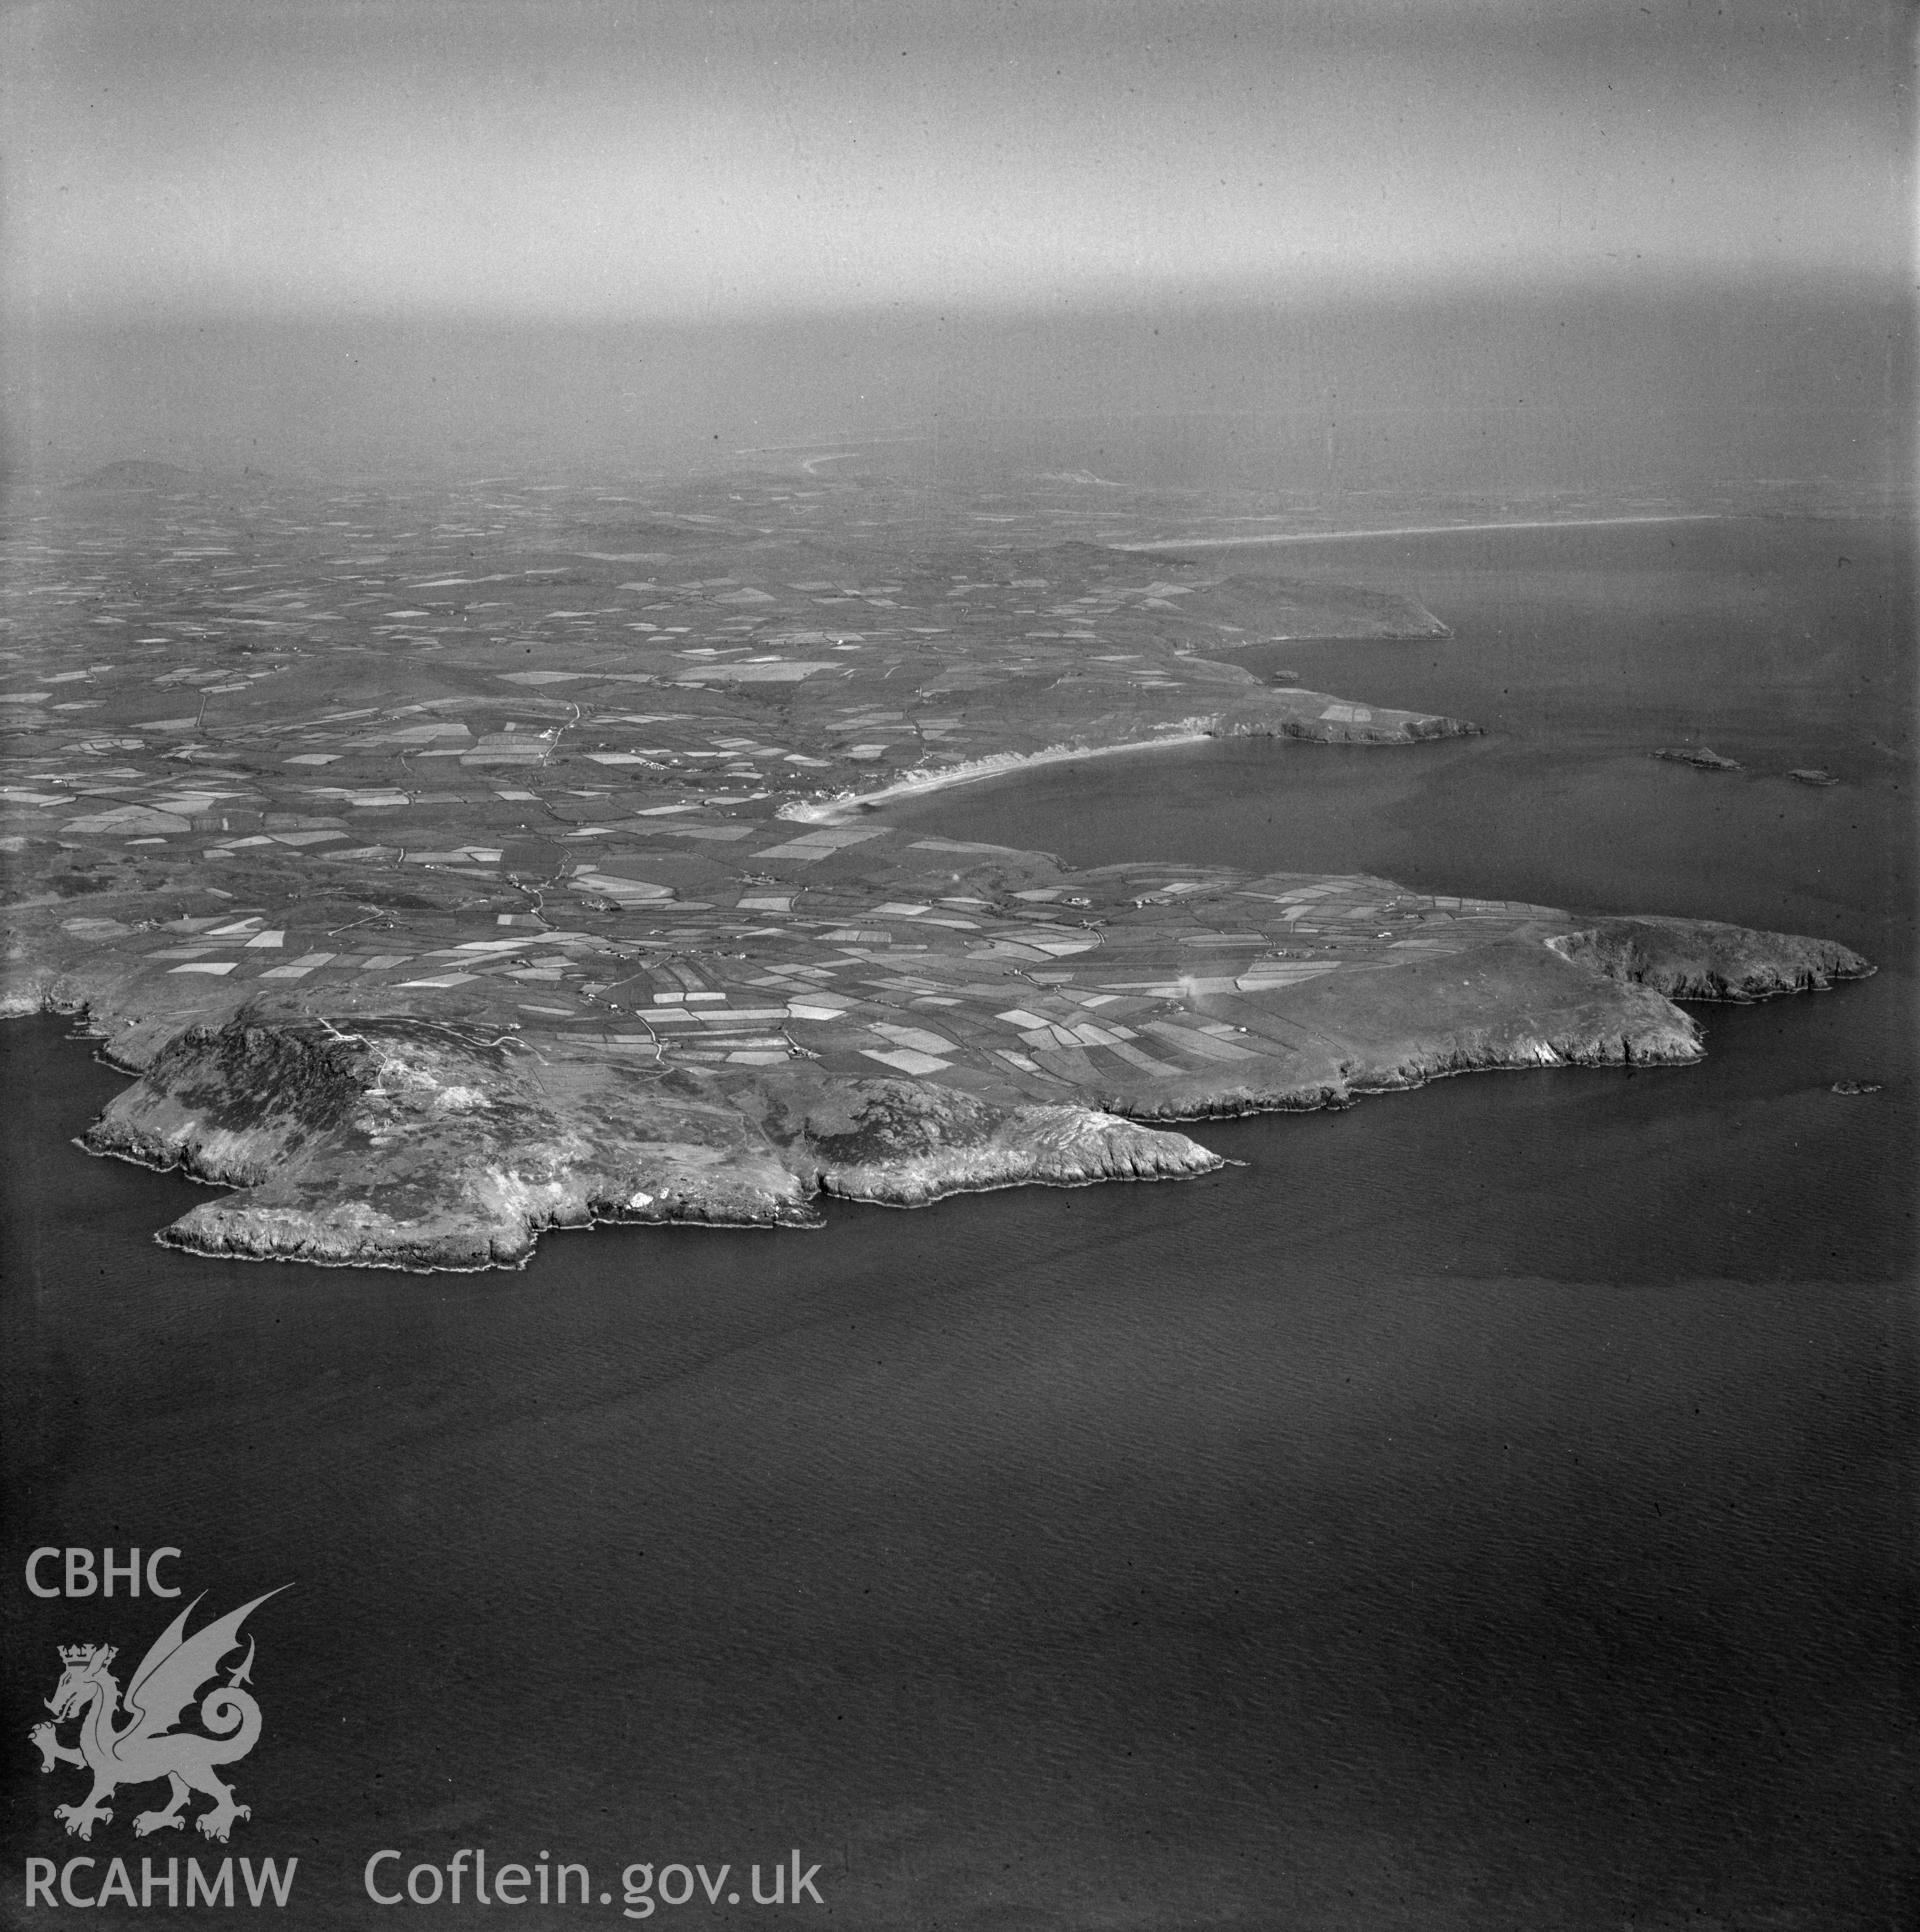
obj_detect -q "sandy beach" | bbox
[774,730,1213,824]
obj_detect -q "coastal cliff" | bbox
[61,905,1871,1272]
[84,1024,1224,1270]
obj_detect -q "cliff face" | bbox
[781,1079,1224,1205]
[62,905,1871,1273]
[1081,933,1711,1120]
[86,1026,1224,1270]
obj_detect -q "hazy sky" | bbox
[4,0,1910,325]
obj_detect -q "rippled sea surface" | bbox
[4,517,1912,1928]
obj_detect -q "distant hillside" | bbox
[71,459,197,490]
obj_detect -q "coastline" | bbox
[775,731,1212,826]
[23,910,1866,1272]
[776,687,1477,828]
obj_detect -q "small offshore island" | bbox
[1,466,1871,1269]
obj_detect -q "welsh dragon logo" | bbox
[29,1590,286,1844]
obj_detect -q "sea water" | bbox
[3,517,1911,1928]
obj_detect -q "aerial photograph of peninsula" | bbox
[3,2,1912,1925]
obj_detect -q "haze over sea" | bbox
[4,510,1911,1926]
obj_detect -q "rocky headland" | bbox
[30,896,1868,1272]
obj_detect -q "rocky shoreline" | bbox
[35,908,1871,1273]
[83,1033,1228,1271]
